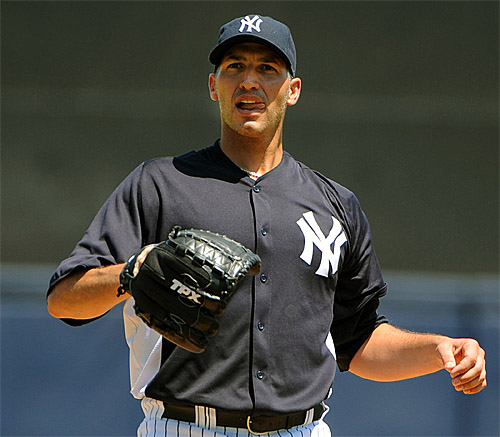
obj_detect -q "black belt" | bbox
[162,403,325,434]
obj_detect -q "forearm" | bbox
[349,323,447,381]
[47,264,128,320]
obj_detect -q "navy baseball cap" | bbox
[209,14,297,76]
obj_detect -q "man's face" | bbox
[209,43,301,139]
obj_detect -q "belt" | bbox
[162,403,325,434]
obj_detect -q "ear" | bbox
[286,77,302,106]
[208,73,218,101]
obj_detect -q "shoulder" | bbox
[134,143,220,174]
[290,154,362,211]
[287,154,369,243]
[137,156,175,176]
[127,146,210,182]
[138,143,240,182]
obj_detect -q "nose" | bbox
[240,67,260,91]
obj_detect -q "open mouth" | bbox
[236,100,266,112]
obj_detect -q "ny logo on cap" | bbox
[239,15,263,33]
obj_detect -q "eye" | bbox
[227,62,244,70]
[260,64,278,73]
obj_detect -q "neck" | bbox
[219,126,284,176]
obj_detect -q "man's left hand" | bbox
[437,338,487,394]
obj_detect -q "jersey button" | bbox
[260,273,268,283]
[261,227,267,236]
[256,370,265,380]
[252,185,261,193]
[257,321,265,331]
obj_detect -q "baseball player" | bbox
[47,14,487,437]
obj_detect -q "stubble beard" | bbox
[219,92,289,140]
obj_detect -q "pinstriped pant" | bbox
[137,398,332,437]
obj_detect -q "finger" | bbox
[133,244,157,275]
[454,370,487,395]
[452,359,485,384]
[449,355,477,378]
[452,353,486,394]
[463,378,487,395]
[449,341,485,379]
[452,354,486,385]
[453,370,485,390]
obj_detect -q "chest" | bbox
[154,174,349,285]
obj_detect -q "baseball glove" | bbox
[117,226,261,353]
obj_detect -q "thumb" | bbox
[436,339,457,372]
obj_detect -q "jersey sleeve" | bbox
[330,191,388,371]
[47,161,158,325]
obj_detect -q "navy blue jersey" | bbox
[48,141,387,414]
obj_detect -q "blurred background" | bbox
[1,1,498,436]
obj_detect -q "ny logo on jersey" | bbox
[296,211,347,277]
[170,278,202,304]
[239,15,263,33]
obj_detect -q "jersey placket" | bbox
[249,180,274,409]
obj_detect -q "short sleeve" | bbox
[331,193,388,371]
[46,162,157,323]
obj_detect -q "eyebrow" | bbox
[223,53,283,65]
